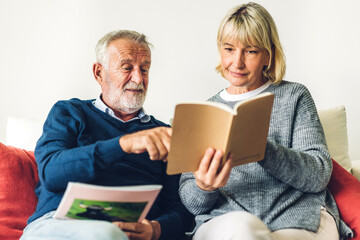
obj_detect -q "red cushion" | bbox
[328,159,360,240]
[0,143,38,240]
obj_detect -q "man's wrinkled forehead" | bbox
[107,39,151,63]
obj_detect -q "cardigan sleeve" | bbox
[35,100,194,239]
[35,100,128,192]
[155,171,194,240]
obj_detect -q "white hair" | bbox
[95,30,152,70]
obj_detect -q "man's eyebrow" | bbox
[119,59,151,65]
[120,58,133,64]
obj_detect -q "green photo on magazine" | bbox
[54,182,162,223]
[66,198,147,222]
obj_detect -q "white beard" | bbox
[106,79,147,114]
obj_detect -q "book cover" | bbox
[167,92,274,175]
[53,182,162,222]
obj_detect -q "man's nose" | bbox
[130,68,143,84]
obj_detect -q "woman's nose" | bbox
[233,52,245,69]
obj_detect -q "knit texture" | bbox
[179,81,352,239]
[29,98,192,240]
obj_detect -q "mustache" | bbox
[123,81,145,91]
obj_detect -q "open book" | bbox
[53,182,162,222]
[167,92,274,175]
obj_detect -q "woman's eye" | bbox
[224,48,233,52]
[247,50,258,54]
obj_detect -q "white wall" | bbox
[1,0,359,160]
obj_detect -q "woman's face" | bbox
[220,37,270,94]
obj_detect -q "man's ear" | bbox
[93,63,104,86]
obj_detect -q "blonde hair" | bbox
[216,2,286,84]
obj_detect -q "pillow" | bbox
[318,106,352,172]
[328,159,360,239]
[6,116,44,151]
[0,143,38,240]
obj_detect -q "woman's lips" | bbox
[230,71,248,77]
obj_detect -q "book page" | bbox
[225,93,274,166]
[167,103,233,174]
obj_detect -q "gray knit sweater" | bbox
[179,81,353,239]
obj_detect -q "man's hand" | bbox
[194,147,233,191]
[119,127,172,161]
[113,219,161,240]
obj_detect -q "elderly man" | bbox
[20,30,192,240]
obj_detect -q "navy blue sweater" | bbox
[29,98,192,240]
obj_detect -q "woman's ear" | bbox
[267,47,275,66]
[93,63,104,86]
[264,49,271,67]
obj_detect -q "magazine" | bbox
[53,182,162,222]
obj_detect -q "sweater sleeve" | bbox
[35,101,128,192]
[259,86,332,193]
[179,83,332,216]
[179,172,220,215]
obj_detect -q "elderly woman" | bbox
[178,2,353,240]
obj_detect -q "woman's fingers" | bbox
[197,147,216,174]
[207,149,224,175]
[194,148,232,191]
[216,154,233,186]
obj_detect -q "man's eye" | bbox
[141,69,149,73]
[224,48,233,52]
[122,65,132,71]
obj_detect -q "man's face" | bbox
[100,39,151,114]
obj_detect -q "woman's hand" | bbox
[194,147,233,191]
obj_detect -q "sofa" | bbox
[0,105,360,240]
